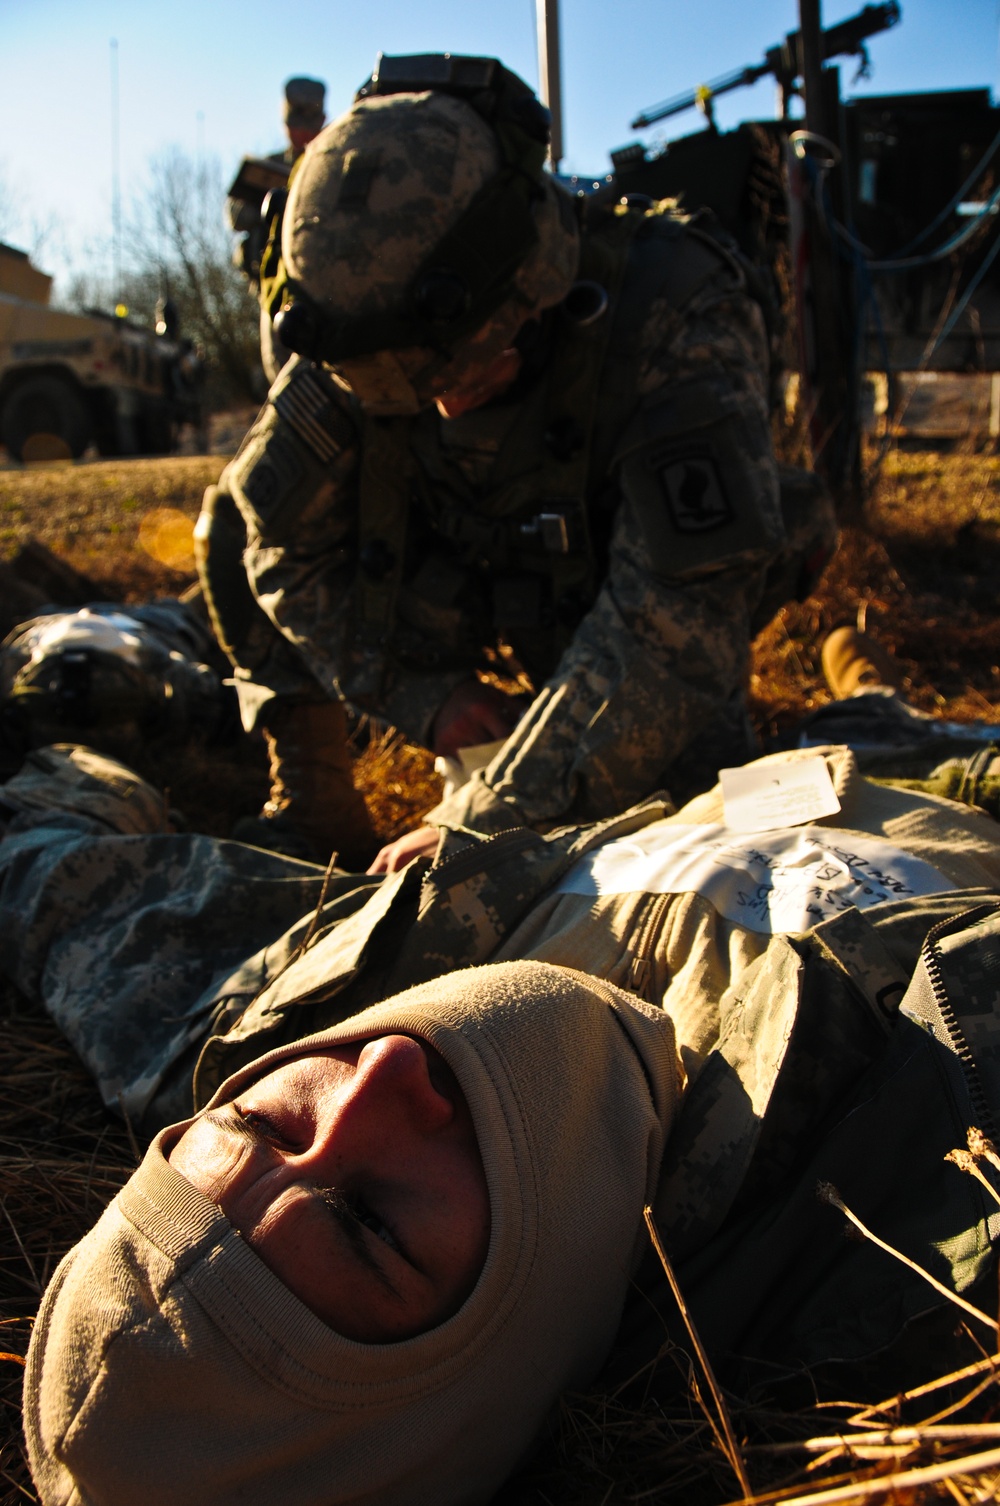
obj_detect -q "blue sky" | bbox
[2,0,999,291]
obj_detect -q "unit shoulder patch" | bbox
[657,450,733,535]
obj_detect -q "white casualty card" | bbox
[720,755,841,832]
[557,822,950,935]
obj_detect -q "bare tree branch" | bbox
[125,147,261,400]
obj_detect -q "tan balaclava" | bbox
[26,961,678,1506]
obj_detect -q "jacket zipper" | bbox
[628,892,673,1000]
[422,825,539,889]
[920,902,1000,1144]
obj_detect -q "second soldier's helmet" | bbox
[273,55,580,412]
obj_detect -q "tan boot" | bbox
[821,627,903,700]
[236,699,378,870]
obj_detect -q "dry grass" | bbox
[750,445,1000,742]
[0,434,999,1503]
[0,1004,136,1503]
[498,1363,1000,1506]
[0,454,445,844]
[0,456,224,600]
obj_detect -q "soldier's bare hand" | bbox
[367,825,440,875]
[430,678,527,760]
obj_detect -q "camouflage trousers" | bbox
[0,746,377,1131]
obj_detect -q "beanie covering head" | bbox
[25,960,677,1506]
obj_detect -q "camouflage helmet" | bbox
[0,608,232,757]
[274,55,580,412]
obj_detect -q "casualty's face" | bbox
[168,1035,490,1342]
[26,964,675,1506]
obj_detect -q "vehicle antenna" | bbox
[110,37,123,315]
[536,0,564,170]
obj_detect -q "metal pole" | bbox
[536,0,564,170]
[794,0,861,509]
[799,0,826,136]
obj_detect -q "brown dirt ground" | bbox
[0,438,998,1503]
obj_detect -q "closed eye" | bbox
[225,1104,294,1149]
[352,1197,402,1254]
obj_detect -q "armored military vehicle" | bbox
[0,242,203,462]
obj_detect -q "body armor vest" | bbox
[354,201,739,685]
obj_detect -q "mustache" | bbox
[316,1187,404,1301]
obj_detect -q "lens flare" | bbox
[137,507,195,570]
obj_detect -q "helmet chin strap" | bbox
[328,352,425,417]
[433,347,523,418]
[331,334,526,419]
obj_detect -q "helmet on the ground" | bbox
[273,54,580,412]
[0,609,230,755]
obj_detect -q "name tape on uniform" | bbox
[557,822,949,934]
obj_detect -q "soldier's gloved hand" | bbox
[430,678,527,761]
[367,825,440,876]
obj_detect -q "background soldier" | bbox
[226,76,327,382]
[280,75,327,158]
[199,54,835,870]
[0,598,233,768]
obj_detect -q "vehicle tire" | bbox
[138,401,175,456]
[1,375,92,462]
[92,391,123,457]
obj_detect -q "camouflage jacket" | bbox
[219,202,790,830]
[622,898,1000,1385]
[5,744,999,1376]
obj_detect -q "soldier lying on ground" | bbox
[0,595,235,774]
[198,51,835,872]
[4,713,1000,1505]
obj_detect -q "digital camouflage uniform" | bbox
[202,197,834,832]
[3,742,1000,1384]
[798,684,1000,818]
